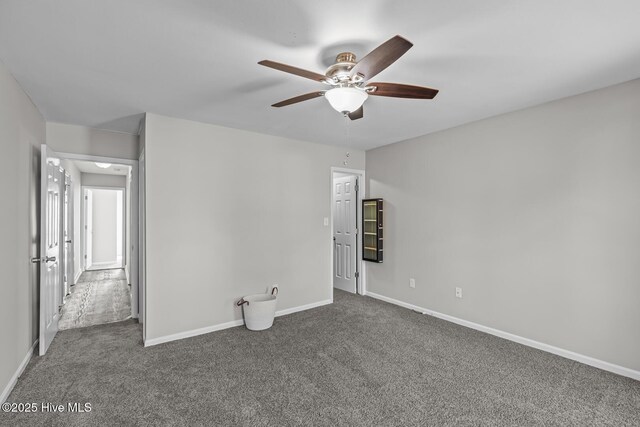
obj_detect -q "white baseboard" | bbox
[74,269,82,285]
[1,340,38,404]
[365,292,430,315]
[275,299,332,317]
[365,291,640,382]
[144,319,245,347]
[144,299,333,348]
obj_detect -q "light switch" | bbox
[323,217,329,226]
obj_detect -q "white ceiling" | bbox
[1,1,639,150]
[74,160,130,176]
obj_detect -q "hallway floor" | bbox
[58,268,131,330]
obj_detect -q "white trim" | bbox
[144,319,245,347]
[1,340,38,404]
[275,298,332,317]
[57,151,138,165]
[144,299,333,347]
[89,260,122,267]
[73,269,83,285]
[365,291,640,381]
[330,167,366,296]
[138,148,145,332]
[365,292,430,314]
[129,161,139,319]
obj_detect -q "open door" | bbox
[39,144,63,355]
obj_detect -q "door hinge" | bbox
[355,271,360,279]
[85,195,88,200]
[84,254,87,259]
[355,228,358,235]
[355,183,359,193]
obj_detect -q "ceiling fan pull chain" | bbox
[343,115,350,166]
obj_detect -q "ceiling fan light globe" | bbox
[325,87,368,114]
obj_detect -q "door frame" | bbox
[330,167,366,297]
[138,148,146,341]
[62,171,74,301]
[81,186,126,271]
[57,152,140,321]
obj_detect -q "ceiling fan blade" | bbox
[258,60,327,82]
[367,82,439,99]
[348,106,363,120]
[350,35,413,81]
[271,91,325,107]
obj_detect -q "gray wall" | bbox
[81,172,126,188]
[0,61,44,401]
[144,113,364,341]
[47,122,139,160]
[365,79,640,372]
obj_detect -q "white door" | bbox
[84,188,93,269]
[39,145,63,355]
[333,175,358,293]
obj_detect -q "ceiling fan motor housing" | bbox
[325,52,357,83]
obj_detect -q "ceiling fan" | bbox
[258,35,439,120]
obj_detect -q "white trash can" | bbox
[236,287,278,331]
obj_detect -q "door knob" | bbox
[45,256,57,263]
[31,257,42,263]
[65,240,72,243]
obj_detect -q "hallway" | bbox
[59,269,131,330]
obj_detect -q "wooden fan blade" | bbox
[348,106,363,120]
[271,91,324,107]
[350,35,413,81]
[367,82,439,99]
[259,60,327,82]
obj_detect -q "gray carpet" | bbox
[4,291,639,426]
[58,269,131,330]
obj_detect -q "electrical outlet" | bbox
[455,287,463,298]
[409,278,416,288]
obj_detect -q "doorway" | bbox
[331,168,365,295]
[37,145,141,355]
[83,187,125,271]
[61,162,131,330]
